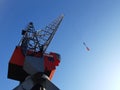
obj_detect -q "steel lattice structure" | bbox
[19,15,64,54]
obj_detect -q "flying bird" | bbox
[83,42,90,51]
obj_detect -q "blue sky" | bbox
[0,0,120,90]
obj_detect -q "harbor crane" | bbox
[7,15,64,90]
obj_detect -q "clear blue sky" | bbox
[0,0,120,90]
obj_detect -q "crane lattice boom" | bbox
[19,15,64,54]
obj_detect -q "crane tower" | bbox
[7,15,64,90]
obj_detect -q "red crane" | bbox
[7,15,64,90]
